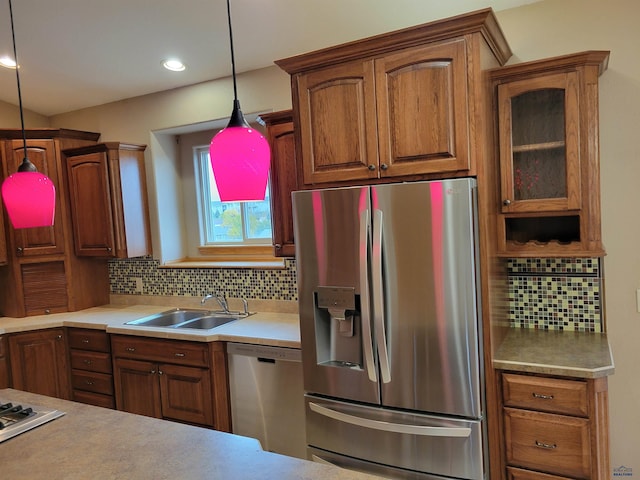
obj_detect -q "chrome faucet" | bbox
[201,292,230,313]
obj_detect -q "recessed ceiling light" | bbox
[162,59,186,72]
[0,56,17,69]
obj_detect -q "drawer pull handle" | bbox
[83,360,93,366]
[535,440,557,450]
[82,339,90,344]
[174,353,186,358]
[85,380,94,386]
[532,392,554,400]
[126,347,136,352]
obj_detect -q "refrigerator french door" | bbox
[292,178,486,479]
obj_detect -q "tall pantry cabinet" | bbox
[0,128,110,317]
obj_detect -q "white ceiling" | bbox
[0,0,539,117]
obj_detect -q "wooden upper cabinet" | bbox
[276,8,512,187]
[64,143,151,258]
[3,139,65,257]
[259,110,298,257]
[490,51,610,257]
[375,39,470,177]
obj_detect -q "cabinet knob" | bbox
[503,199,511,206]
[274,244,282,249]
[368,164,376,171]
[16,247,23,256]
[158,369,164,375]
[56,334,62,340]
[380,163,388,171]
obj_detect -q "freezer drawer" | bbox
[305,395,485,480]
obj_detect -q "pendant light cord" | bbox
[8,0,35,172]
[225,0,238,102]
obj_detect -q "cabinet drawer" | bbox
[504,408,591,479]
[502,373,588,417]
[68,328,110,352]
[71,370,114,395]
[72,389,115,409]
[507,466,575,480]
[111,335,209,367]
[70,350,112,374]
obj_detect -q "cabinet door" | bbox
[113,357,162,418]
[296,59,379,184]
[8,328,70,399]
[267,119,297,257]
[66,151,117,257]
[4,140,65,256]
[0,336,9,388]
[159,363,214,426]
[0,209,7,265]
[498,72,581,213]
[375,39,470,177]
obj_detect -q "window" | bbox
[195,146,272,245]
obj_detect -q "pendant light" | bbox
[1,0,56,229]
[209,0,270,202]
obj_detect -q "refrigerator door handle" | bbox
[309,402,472,438]
[372,208,391,383]
[359,209,377,383]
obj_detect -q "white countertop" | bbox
[0,304,301,348]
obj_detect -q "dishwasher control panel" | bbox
[226,342,302,362]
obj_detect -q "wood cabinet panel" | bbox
[111,335,209,367]
[375,39,470,177]
[504,407,591,479]
[72,389,116,409]
[507,466,575,480]
[8,328,70,400]
[260,110,298,257]
[70,350,113,374]
[296,59,378,184]
[21,261,68,316]
[502,373,588,417]
[0,336,9,388]
[70,369,114,396]
[67,328,111,352]
[113,357,163,418]
[3,139,64,256]
[63,143,151,258]
[159,363,214,426]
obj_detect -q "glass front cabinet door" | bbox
[491,51,609,257]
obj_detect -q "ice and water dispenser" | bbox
[313,286,363,369]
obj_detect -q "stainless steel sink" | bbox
[125,308,208,327]
[125,308,253,330]
[174,314,241,330]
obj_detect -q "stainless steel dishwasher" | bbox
[226,342,306,459]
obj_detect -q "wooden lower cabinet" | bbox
[111,335,230,431]
[0,336,9,388]
[7,328,71,400]
[500,372,609,479]
[68,328,115,409]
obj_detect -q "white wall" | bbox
[2,0,636,469]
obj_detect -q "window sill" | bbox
[160,245,286,270]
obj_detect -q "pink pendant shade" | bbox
[2,170,56,229]
[209,100,271,202]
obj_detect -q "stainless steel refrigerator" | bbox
[292,178,486,480]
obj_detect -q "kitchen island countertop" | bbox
[0,388,380,480]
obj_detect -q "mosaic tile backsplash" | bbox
[109,256,603,332]
[109,256,298,301]
[507,258,602,332]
